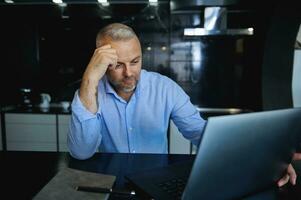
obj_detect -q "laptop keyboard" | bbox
[156,177,187,199]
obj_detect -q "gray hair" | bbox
[96,23,137,47]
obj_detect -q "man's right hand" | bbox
[83,44,118,82]
[79,44,118,113]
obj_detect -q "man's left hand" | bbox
[277,153,301,187]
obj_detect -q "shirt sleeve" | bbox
[67,90,103,160]
[170,82,207,145]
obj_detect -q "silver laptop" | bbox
[125,108,301,200]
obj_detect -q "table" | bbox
[0,151,300,199]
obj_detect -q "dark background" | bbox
[0,0,299,112]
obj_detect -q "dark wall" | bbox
[0,2,298,111]
[0,3,170,106]
[0,19,91,105]
[0,20,39,105]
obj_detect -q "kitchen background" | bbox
[1,0,299,112]
[1,4,301,200]
[0,0,300,153]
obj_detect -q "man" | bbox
[68,23,298,187]
[68,23,205,158]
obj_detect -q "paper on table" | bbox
[33,167,116,200]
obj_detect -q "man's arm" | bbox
[169,81,206,144]
[68,44,118,159]
[79,44,117,113]
[68,98,103,160]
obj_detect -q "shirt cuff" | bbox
[71,90,101,122]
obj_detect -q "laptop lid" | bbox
[182,108,301,200]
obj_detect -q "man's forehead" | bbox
[112,38,140,49]
[99,36,140,48]
[97,37,142,62]
[112,40,141,60]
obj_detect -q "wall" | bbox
[0,3,171,106]
[1,2,298,111]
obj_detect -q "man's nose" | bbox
[123,64,133,77]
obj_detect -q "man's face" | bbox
[102,37,142,94]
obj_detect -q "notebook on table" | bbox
[125,108,301,200]
[33,167,116,200]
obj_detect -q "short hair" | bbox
[96,23,137,47]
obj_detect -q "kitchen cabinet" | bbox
[3,112,193,154]
[58,114,71,152]
[5,113,57,151]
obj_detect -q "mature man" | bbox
[68,23,298,187]
[68,23,205,158]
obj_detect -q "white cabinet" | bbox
[5,113,57,151]
[169,120,191,154]
[58,114,71,152]
[4,113,195,154]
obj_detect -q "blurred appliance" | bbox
[184,7,253,36]
[19,88,33,108]
[39,93,51,109]
[172,0,254,36]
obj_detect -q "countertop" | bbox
[0,104,71,115]
[0,103,250,117]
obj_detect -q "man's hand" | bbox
[277,153,301,187]
[79,44,118,113]
[83,44,118,82]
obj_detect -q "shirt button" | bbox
[132,150,135,153]
[129,127,133,131]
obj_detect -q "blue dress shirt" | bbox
[68,70,206,159]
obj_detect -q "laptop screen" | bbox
[183,108,301,200]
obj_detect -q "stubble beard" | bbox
[110,77,138,93]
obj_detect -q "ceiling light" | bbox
[149,0,158,6]
[4,0,14,3]
[52,0,63,3]
[52,0,67,8]
[98,0,110,6]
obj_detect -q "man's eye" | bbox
[116,64,122,68]
[131,60,139,64]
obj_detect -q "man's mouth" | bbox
[123,78,135,84]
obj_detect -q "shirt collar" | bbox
[104,76,116,95]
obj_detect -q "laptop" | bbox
[125,108,301,200]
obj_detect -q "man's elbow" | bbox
[68,149,94,160]
[67,140,95,160]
